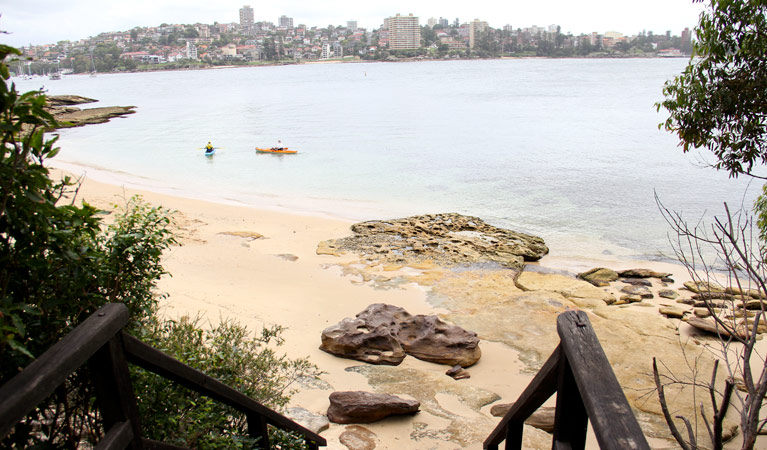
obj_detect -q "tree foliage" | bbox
[658,0,767,178]
[654,1,767,448]
[0,41,178,448]
[133,314,321,449]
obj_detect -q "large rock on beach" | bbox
[620,284,654,299]
[327,391,420,424]
[683,281,725,293]
[321,303,481,367]
[577,267,619,286]
[618,269,672,279]
[317,213,548,270]
[319,317,406,365]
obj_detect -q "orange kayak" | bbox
[256,147,297,154]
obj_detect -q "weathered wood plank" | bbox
[90,334,144,450]
[552,356,587,450]
[121,332,326,446]
[556,310,650,450]
[0,303,130,439]
[483,345,561,448]
[94,420,133,450]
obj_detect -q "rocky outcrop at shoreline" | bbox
[317,213,548,270]
[45,95,136,129]
[317,213,755,447]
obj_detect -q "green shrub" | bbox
[132,314,322,449]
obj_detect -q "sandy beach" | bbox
[56,167,757,450]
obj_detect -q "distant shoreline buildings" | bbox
[12,6,694,76]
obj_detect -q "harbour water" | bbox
[16,58,760,263]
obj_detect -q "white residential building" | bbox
[186,42,198,60]
[387,13,420,50]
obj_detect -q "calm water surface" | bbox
[16,59,760,262]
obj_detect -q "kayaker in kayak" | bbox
[274,140,284,151]
[205,141,214,152]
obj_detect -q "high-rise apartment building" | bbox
[469,19,488,49]
[427,17,437,28]
[347,21,358,32]
[240,5,254,28]
[279,15,294,28]
[387,13,420,50]
[186,41,198,60]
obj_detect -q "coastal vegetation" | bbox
[0,43,317,449]
[656,0,767,448]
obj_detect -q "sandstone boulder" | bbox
[659,306,686,319]
[744,299,766,310]
[319,318,406,365]
[396,314,481,367]
[446,365,471,380]
[621,278,652,287]
[322,303,481,367]
[618,269,672,279]
[327,391,420,424]
[659,289,679,300]
[620,285,653,299]
[577,267,619,287]
[683,281,724,294]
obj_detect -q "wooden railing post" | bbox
[551,356,588,450]
[504,421,524,450]
[89,333,144,450]
[484,311,650,450]
[247,413,269,449]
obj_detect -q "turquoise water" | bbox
[16,59,760,262]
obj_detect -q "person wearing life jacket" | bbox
[205,141,214,153]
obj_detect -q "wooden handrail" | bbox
[484,310,650,450]
[0,303,327,449]
[122,332,326,446]
[0,303,129,437]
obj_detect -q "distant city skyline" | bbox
[2,0,706,47]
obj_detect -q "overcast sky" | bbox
[2,0,706,48]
